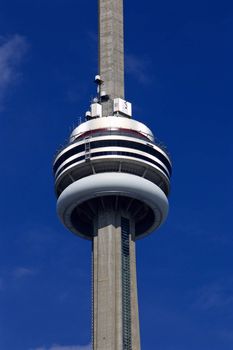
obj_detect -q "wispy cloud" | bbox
[0,266,35,291]
[173,222,231,245]
[125,53,151,84]
[0,34,28,107]
[0,277,4,291]
[13,267,36,279]
[194,282,233,310]
[31,344,91,350]
[218,329,233,342]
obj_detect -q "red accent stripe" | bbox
[73,127,151,141]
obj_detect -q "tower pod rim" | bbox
[69,116,155,143]
[57,172,169,240]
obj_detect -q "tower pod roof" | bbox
[70,116,154,143]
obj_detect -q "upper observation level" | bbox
[53,116,172,240]
[53,117,171,198]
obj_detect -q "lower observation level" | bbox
[54,116,172,240]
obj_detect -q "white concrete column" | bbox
[92,209,141,350]
[93,210,122,350]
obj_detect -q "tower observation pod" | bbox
[53,0,172,349]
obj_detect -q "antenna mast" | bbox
[98,0,125,117]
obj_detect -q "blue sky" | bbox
[0,0,233,349]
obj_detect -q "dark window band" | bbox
[54,139,172,175]
[55,150,170,179]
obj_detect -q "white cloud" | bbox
[31,345,91,350]
[0,34,28,107]
[218,329,233,342]
[194,282,233,310]
[125,53,151,84]
[0,277,4,290]
[13,267,35,279]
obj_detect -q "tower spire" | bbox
[98,0,125,117]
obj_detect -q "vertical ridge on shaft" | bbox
[121,217,132,350]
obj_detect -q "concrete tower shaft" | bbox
[93,210,140,350]
[99,0,124,116]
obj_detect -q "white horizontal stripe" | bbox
[55,146,170,177]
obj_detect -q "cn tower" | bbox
[53,0,172,349]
